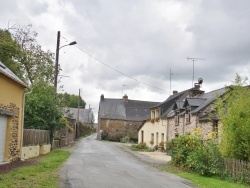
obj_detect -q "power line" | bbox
[61,36,167,92]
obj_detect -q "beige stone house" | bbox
[138,86,203,147]
[138,82,227,148]
[0,61,27,162]
[167,87,226,140]
[97,94,159,142]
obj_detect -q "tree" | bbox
[57,92,86,108]
[0,29,24,80]
[215,74,250,161]
[24,80,66,143]
[10,25,54,85]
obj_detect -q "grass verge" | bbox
[0,149,70,188]
[163,167,248,188]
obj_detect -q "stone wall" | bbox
[99,119,142,142]
[54,118,75,148]
[0,103,20,162]
[168,109,218,141]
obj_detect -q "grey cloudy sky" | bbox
[1,0,250,119]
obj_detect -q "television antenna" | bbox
[169,68,178,95]
[187,57,205,87]
[122,84,128,95]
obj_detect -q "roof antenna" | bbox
[187,57,205,87]
[122,84,127,96]
[170,68,178,95]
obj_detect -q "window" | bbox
[185,108,191,124]
[213,120,218,137]
[175,133,179,138]
[151,111,155,120]
[150,133,155,145]
[161,133,164,142]
[175,110,179,125]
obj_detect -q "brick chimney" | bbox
[173,90,178,95]
[100,94,104,101]
[123,94,128,102]
[189,84,204,98]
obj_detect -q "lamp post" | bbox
[54,31,77,92]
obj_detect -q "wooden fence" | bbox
[23,129,50,146]
[223,158,250,180]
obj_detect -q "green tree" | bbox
[24,80,66,143]
[57,92,86,108]
[0,29,24,80]
[11,25,54,85]
[215,74,250,161]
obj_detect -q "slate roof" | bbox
[191,88,227,113]
[0,61,27,87]
[61,107,93,123]
[99,97,159,121]
[159,89,194,118]
[184,98,207,107]
[167,87,227,118]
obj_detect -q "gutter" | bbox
[20,88,33,160]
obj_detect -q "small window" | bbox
[151,111,155,119]
[185,108,191,124]
[175,115,179,125]
[151,133,154,143]
[161,133,164,142]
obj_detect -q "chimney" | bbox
[123,94,128,102]
[173,90,178,95]
[189,84,202,98]
[100,94,104,101]
[194,83,200,90]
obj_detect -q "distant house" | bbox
[61,107,93,138]
[0,61,27,162]
[97,94,159,142]
[138,86,204,147]
[62,107,93,124]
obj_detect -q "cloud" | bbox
[1,0,250,121]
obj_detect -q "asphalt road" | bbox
[60,134,194,188]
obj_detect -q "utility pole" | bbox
[187,57,205,87]
[54,31,60,92]
[76,88,81,139]
[54,31,76,92]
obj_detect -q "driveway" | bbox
[60,134,194,188]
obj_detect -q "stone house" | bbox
[97,94,159,142]
[0,61,27,162]
[61,107,93,138]
[167,87,226,140]
[138,86,203,147]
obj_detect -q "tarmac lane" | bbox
[60,134,194,188]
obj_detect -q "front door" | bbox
[0,115,7,162]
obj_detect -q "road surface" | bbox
[60,134,193,188]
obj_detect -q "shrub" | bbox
[185,140,223,176]
[131,142,153,152]
[167,135,202,167]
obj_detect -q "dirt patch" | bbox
[0,158,39,174]
[116,143,172,168]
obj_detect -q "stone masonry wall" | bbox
[99,119,142,142]
[0,103,20,162]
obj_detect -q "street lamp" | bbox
[54,31,77,92]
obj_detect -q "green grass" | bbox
[164,168,249,188]
[0,149,70,188]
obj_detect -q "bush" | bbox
[167,135,202,167]
[185,140,223,176]
[131,142,153,152]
